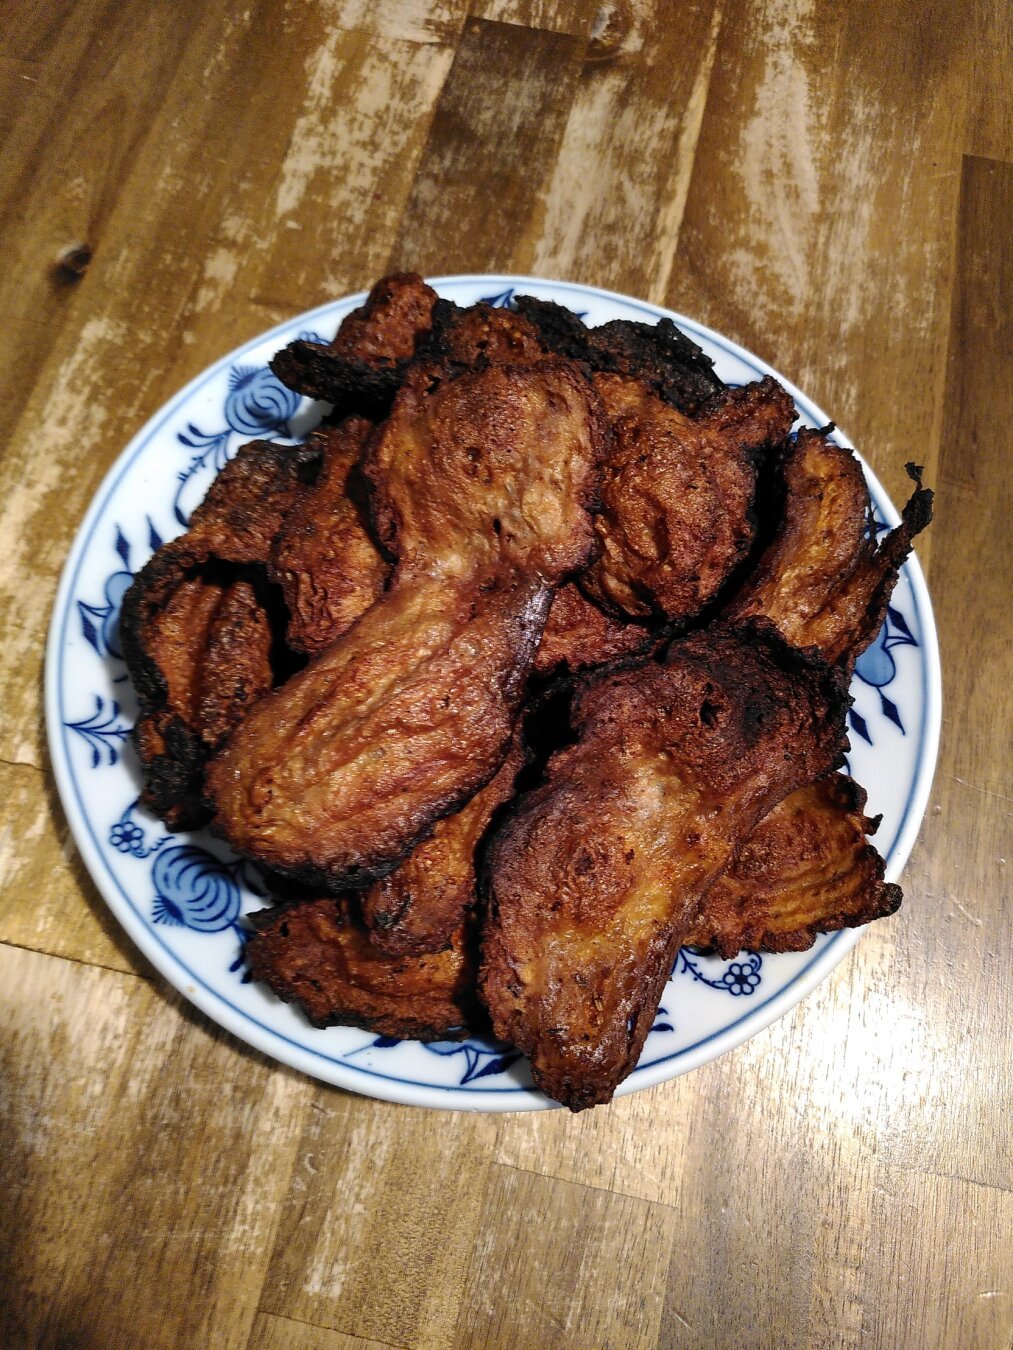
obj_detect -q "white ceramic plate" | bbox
[46,276,941,1111]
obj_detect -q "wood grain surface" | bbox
[1,2,1010,1347]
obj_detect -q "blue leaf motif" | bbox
[466,1053,522,1082]
[849,708,873,745]
[410,1037,522,1085]
[114,526,130,568]
[880,692,904,732]
[479,287,516,309]
[371,1035,402,1049]
[65,696,132,767]
[147,518,164,553]
[78,605,100,653]
[887,604,913,639]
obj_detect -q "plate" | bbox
[45,276,941,1111]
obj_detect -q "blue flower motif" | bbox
[109,798,168,859]
[110,820,145,854]
[724,961,761,996]
[677,948,763,996]
[152,845,241,932]
[224,366,299,437]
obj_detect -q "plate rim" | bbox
[44,273,942,1112]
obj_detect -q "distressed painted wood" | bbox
[0,2,1009,1346]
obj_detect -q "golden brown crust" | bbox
[193,580,274,748]
[268,418,389,654]
[480,620,850,1111]
[361,734,526,956]
[725,430,933,665]
[207,571,547,888]
[269,272,438,412]
[207,358,605,889]
[245,897,477,1040]
[581,375,796,620]
[120,440,314,828]
[363,357,603,574]
[532,583,654,678]
[686,774,902,957]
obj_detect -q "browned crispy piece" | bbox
[206,358,604,889]
[686,774,901,958]
[121,440,315,828]
[532,583,654,678]
[725,429,933,665]
[362,734,526,955]
[128,576,275,828]
[245,897,477,1040]
[480,621,849,1111]
[581,375,796,621]
[268,418,390,654]
[270,272,438,412]
[513,294,724,413]
[420,299,547,370]
[192,581,274,747]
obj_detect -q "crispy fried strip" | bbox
[121,440,315,828]
[269,272,438,413]
[532,583,654,678]
[726,430,933,665]
[581,375,796,621]
[686,774,901,958]
[480,621,850,1110]
[268,418,389,654]
[245,897,477,1040]
[361,733,526,956]
[207,359,604,889]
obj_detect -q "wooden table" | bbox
[1,3,1009,1346]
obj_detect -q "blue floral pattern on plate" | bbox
[47,276,940,1110]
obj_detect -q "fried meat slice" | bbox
[206,358,604,889]
[514,295,724,413]
[121,440,314,828]
[725,430,933,666]
[581,375,796,621]
[480,621,849,1110]
[245,897,477,1040]
[361,733,526,956]
[685,774,901,958]
[270,272,438,413]
[532,583,654,678]
[268,418,390,654]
